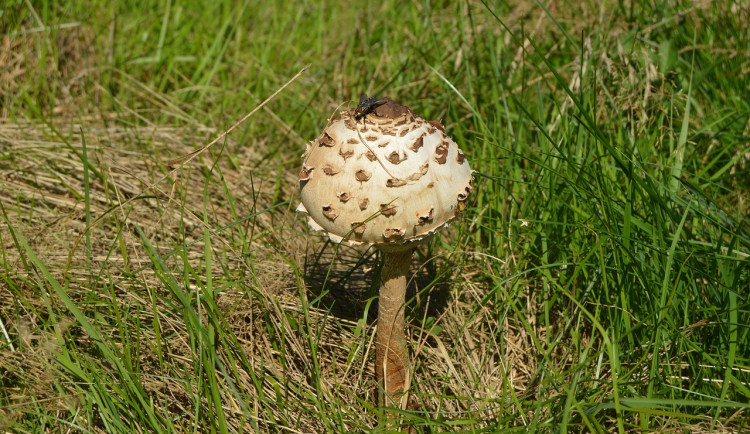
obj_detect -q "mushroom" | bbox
[297,98,473,410]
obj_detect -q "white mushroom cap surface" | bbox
[298,100,473,248]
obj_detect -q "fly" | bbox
[353,94,387,121]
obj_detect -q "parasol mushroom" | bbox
[297,97,473,410]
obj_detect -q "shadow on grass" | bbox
[301,242,453,325]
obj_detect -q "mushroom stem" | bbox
[376,247,413,408]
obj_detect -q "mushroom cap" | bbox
[297,99,473,249]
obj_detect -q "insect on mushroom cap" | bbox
[298,98,473,247]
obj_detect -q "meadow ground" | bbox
[1,0,749,432]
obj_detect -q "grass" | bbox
[1,0,749,432]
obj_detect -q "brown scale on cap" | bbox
[359,198,369,210]
[428,120,446,133]
[319,132,334,147]
[383,228,405,240]
[386,151,407,164]
[322,205,337,221]
[406,162,429,181]
[339,148,354,160]
[323,166,340,176]
[417,207,434,225]
[343,118,357,130]
[373,100,409,118]
[458,184,473,201]
[355,169,371,182]
[351,222,366,235]
[410,135,425,152]
[299,165,313,180]
[457,149,466,164]
[435,142,449,164]
[380,204,398,216]
[337,192,350,202]
[386,178,408,187]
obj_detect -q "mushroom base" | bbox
[376,247,413,408]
